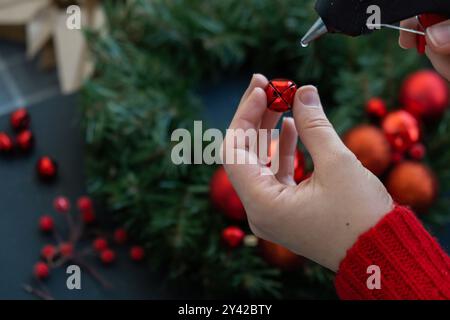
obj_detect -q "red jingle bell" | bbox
[265,79,297,112]
[36,156,58,180]
[10,108,30,131]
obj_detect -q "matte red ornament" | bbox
[265,79,297,112]
[409,143,426,160]
[10,108,31,131]
[39,215,54,233]
[0,132,14,154]
[53,196,70,213]
[130,246,145,261]
[114,228,128,244]
[382,111,420,152]
[221,226,245,248]
[401,70,449,120]
[36,156,58,180]
[93,237,108,252]
[34,262,50,279]
[366,97,387,119]
[15,130,34,152]
[210,166,246,221]
[100,249,116,264]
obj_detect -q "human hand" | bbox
[223,74,393,272]
[399,18,450,81]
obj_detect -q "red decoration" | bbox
[100,249,116,264]
[53,196,70,213]
[93,237,108,252]
[130,246,145,261]
[344,125,392,176]
[409,143,426,160]
[10,108,30,131]
[59,243,74,257]
[221,226,245,248]
[210,166,246,221]
[382,111,420,152]
[36,156,58,180]
[39,215,54,233]
[401,70,449,120]
[114,228,128,244]
[366,97,387,119]
[416,15,448,54]
[41,245,56,260]
[259,239,303,271]
[265,79,297,112]
[386,161,438,213]
[77,196,93,212]
[34,262,50,279]
[81,210,96,224]
[15,130,34,152]
[0,132,14,154]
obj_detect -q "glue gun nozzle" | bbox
[301,17,328,47]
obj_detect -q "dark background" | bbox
[0,40,449,299]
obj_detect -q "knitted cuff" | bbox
[335,205,450,300]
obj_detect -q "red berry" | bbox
[221,226,245,248]
[39,215,54,232]
[34,262,49,279]
[114,228,127,244]
[15,130,34,152]
[53,196,70,213]
[10,108,30,131]
[0,132,14,154]
[93,237,108,252]
[36,156,58,180]
[100,249,116,264]
[77,196,93,212]
[409,143,426,160]
[59,243,74,257]
[82,209,96,224]
[366,98,388,119]
[130,246,145,261]
[41,245,56,260]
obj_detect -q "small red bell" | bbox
[265,79,297,112]
[416,14,447,54]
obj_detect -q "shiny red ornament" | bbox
[0,132,14,154]
[130,246,145,261]
[39,215,54,233]
[34,262,50,279]
[366,97,387,119]
[100,249,116,264]
[41,245,56,260]
[114,228,128,244]
[210,166,246,221]
[77,196,93,213]
[53,196,70,213]
[409,143,426,160]
[265,79,297,112]
[382,111,420,152]
[15,130,34,152]
[221,226,245,248]
[416,14,447,54]
[36,156,58,180]
[10,108,30,131]
[59,243,74,257]
[93,237,108,252]
[401,70,449,120]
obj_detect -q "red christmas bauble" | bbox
[259,239,303,271]
[34,262,50,279]
[344,125,392,176]
[221,226,245,248]
[114,228,128,244]
[10,108,30,131]
[15,130,34,152]
[93,237,108,252]
[0,132,14,154]
[39,215,54,233]
[100,249,116,264]
[265,79,297,112]
[77,196,93,212]
[36,156,58,180]
[386,161,438,213]
[41,245,57,260]
[130,246,145,261]
[401,70,449,120]
[53,196,70,213]
[366,97,387,119]
[409,143,426,160]
[210,166,246,221]
[382,111,420,152]
[59,242,74,257]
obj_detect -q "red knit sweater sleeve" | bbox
[335,205,450,300]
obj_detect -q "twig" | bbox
[72,256,113,289]
[22,284,54,300]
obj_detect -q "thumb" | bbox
[426,20,450,55]
[292,86,346,169]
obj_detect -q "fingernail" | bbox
[298,86,320,107]
[427,24,450,47]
